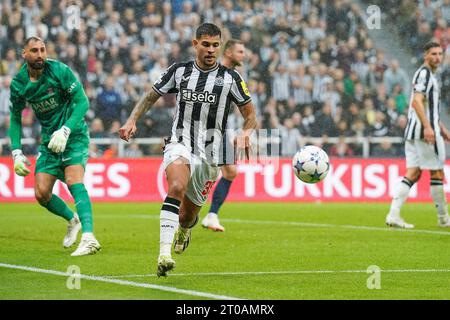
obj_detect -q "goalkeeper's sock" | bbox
[209,178,233,216]
[430,179,448,218]
[389,177,414,218]
[69,183,94,233]
[42,194,74,221]
[160,196,180,257]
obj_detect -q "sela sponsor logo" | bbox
[181,88,217,104]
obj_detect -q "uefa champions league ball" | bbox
[292,145,330,184]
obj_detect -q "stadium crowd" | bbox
[0,0,447,158]
[372,0,450,115]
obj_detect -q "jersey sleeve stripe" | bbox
[413,67,430,93]
[152,85,164,95]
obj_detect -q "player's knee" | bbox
[406,170,421,183]
[430,170,444,180]
[34,188,51,206]
[168,180,187,199]
[414,171,422,182]
[222,166,237,180]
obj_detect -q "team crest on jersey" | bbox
[214,76,224,86]
[47,87,54,94]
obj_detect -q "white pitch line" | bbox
[125,214,450,236]
[101,268,450,279]
[223,218,450,236]
[0,262,243,300]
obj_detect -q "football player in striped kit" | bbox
[119,23,257,276]
[386,42,450,229]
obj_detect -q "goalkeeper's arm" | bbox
[9,107,23,151]
[64,87,89,131]
[48,88,89,153]
[9,109,31,176]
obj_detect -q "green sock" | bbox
[68,183,93,233]
[43,194,74,221]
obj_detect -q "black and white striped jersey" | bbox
[153,60,252,165]
[404,65,441,140]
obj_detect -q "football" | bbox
[292,145,330,183]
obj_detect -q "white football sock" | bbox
[389,178,413,218]
[160,197,180,256]
[430,179,448,218]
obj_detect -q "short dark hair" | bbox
[195,23,221,39]
[224,39,243,51]
[424,41,441,52]
[25,36,44,47]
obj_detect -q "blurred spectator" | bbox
[0,48,21,76]
[90,117,107,153]
[371,139,402,157]
[329,136,355,158]
[311,102,338,137]
[107,120,122,138]
[280,118,301,156]
[383,59,410,96]
[96,76,122,129]
[368,111,389,137]
[89,144,102,158]
[103,144,118,159]
[392,84,408,114]
[124,142,144,158]
[442,0,450,24]
[0,76,11,124]
[336,119,355,137]
[139,99,174,138]
[270,60,290,103]
[389,114,408,137]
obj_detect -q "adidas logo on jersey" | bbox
[181,89,217,104]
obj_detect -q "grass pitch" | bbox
[0,202,449,300]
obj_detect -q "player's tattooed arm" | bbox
[119,88,161,142]
[129,88,161,122]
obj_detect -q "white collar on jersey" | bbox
[194,60,219,73]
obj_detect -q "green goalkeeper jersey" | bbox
[9,59,89,150]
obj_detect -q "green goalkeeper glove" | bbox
[12,149,31,177]
[48,126,71,153]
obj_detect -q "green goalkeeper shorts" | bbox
[35,133,90,182]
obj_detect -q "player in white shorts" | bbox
[386,41,450,229]
[119,23,256,277]
[162,141,220,207]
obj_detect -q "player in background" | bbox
[9,37,101,255]
[119,23,257,277]
[386,41,450,228]
[201,39,247,232]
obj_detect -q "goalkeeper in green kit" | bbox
[9,37,100,256]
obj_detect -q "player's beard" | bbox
[29,59,45,70]
[232,59,242,68]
